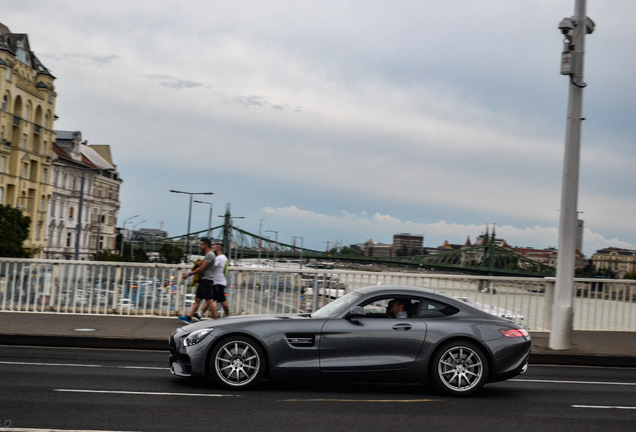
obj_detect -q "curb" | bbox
[0,334,167,351]
[529,352,636,368]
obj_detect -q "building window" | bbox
[47,90,52,103]
[24,105,29,122]
[69,207,74,219]
[42,169,48,184]
[42,141,46,154]
[5,67,11,81]
[22,163,28,179]
[36,223,42,240]
[40,196,45,211]
[66,232,72,247]
[1,95,7,111]
[44,114,49,128]
[0,156,6,173]
[0,187,3,205]
[22,134,27,149]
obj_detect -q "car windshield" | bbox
[312,291,362,318]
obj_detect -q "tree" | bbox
[0,205,31,258]
[159,242,184,264]
[624,271,636,280]
[95,250,122,262]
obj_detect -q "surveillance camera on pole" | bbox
[560,16,595,77]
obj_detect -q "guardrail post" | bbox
[543,278,555,331]
[113,266,122,314]
[235,270,243,315]
[50,264,61,312]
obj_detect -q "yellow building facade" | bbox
[0,23,56,257]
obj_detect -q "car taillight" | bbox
[500,328,529,338]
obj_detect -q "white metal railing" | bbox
[1,258,635,331]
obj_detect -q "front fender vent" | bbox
[285,333,315,348]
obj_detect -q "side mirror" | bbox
[347,306,366,319]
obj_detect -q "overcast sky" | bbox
[5,1,635,256]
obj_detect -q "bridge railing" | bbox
[1,258,635,331]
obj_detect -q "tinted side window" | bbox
[416,299,459,318]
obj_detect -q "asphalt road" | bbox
[1,346,635,432]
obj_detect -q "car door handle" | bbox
[392,323,412,331]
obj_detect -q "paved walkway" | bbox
[0,311,634,367]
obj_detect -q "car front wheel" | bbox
[430,340,489,396]
[209,336,265,390]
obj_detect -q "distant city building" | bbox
[591,247,636,278]
[0,23,57,257]
[513,247,587,270]
[45,131,121,259]
[363,239,393,258]
[392,233,424,255]
[136,228,168,241]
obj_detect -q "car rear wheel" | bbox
[210,336,265,390]
[430,340,489,397]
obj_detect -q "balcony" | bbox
[34,125,41,134]
[13,115,20,126]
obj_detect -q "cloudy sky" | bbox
[5,1,635,256]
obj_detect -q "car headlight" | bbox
[183,328,214,346]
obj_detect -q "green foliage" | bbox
[0,205,31,258]
[623,271,636,280]
[330,246,364,256]
[159,242,184,264]
[94,250,122,262]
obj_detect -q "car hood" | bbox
[180,313,311,332]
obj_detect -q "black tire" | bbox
[430,340,489,397]
[209,336,265,390]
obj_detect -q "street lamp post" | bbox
[131,220,146,258]
[265,230,278,268]
[120,215,139,257]
[292,236,304,269]
[169,190,214,263]
[194,200,213,239]
[551,0,594,351]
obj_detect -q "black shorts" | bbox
[212,284,227,303]
[196,279,215,300]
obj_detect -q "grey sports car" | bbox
[169,285,531,396]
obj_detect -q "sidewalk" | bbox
[0,311,634,367]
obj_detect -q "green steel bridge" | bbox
[140,209,555,278]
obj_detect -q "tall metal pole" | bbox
[186,194,193,263]
[551,0,593,350]
[265,230,278,268]
[120,215,138,257]
[194,200,213,239]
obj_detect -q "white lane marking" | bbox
[0,361,168,370]
[511,379,636,386]
[531,364,636,371]
[117,366,168,370]
[2,428,141,432]
[572,405,636,410]
[0,361,102,368]
[55,389,239,397]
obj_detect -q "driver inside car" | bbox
[390,298,409,318]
